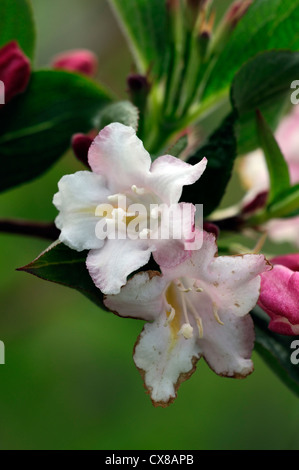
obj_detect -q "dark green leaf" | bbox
[0,70,112,192]
[109,0,169,78]
[252,308,299,399]
[256,110,290,204]
[0,0,36,60]
[268,183,299,218]
[231,50,299,154]
[203,0,299,104]
[18,241,108,310]
[182,113,237,216]
[96,101,139,131]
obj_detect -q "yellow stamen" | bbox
[213,303,224,325]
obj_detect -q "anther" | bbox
[178,323,194,340]
[164,307,176,327]
[213,303,224,325]
[196,317,204,338]
[193,281,204,293]
[131,185,145,195]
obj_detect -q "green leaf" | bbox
[252,309,299,399]
[0,0,36,60]
[268,184,299,218]
[0,70,112,192]
[231,50,299,154]
[109,0,169,78]
[182,113,237,216]
[18,241,108,310]
[255,110,290,204]
[203,0,299,104]
[96,101,139,131]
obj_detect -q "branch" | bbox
[0,219,59,241]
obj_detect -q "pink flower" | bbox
[105,231,270,406]
[258,254,299,336]
[53,123,207,295]
[51,49,98,77]
[0,41,31,104]
[240,106,299,246]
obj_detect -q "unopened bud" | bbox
[52,49,98,77]
[226,0,252,29]
[71,133,93,167]
[197,30,210,61]
[0,41,31,104]
[127,74,150,112]
[209,1,252,55]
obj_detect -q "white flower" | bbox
[105,231,270,406]
[53,123,207,294]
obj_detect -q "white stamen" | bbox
[151,207,160,219]
[178,323,194,340]
[108,193,121,202]
[196,317,204,339]
[111,208,126,219]
[131,185,145,195]
[139,228,152,239]
[185,297,204,339]
[176,280,192,293]
[213,303,224,325]
[164,307,176,327]
[193,281,203,292]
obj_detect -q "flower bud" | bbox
[127,74,150,111]
[258,254,299,336]
[52,49,98,77]
[210,1,252,55]
[0,41,31,104]
[71,133,93,167]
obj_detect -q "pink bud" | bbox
[52,49,98,77]
[225,0,252,29]
[71,133,94,167]
[203,222,219,239]
[258,254,299,336]
[0,41,31,104]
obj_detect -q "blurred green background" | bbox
[0,0,298,450]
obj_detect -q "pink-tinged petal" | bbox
[198,311,254,377]
[86,238,152,295]
[0,41,31,104]
[268,316,299,336]
[207,253,270,317]
[51,49,98,77]
[258,266,299,331]
[133,315,201,407]
[88,123,152,192]
[104,271,167,321]
[150,155,207,204]
[153,203,197,268]
[162,230,270,318]
[53,171,110,251]
[271,253,299,271]
[162,230,218,280]
[275,106,299,169]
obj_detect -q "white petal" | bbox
[104,271,167,321]
[86,238,152,295]
[134,315,201,407]
[53,171,110,251]
[208,253,271,317]
[197,311,255,377]
[88,123,151,192]
[149,155,207,204]
[162,231,270,317]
